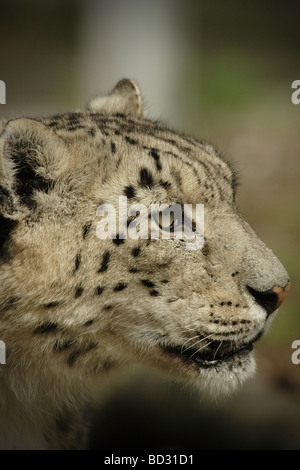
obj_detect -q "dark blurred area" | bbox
[0,0,299,450]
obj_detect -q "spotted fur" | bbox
[0,79,289,449]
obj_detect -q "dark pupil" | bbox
[159,211,176,231]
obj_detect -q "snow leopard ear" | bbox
[87,79,144,116]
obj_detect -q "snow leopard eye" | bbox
[151,203,184,234]
[158,210,175,231]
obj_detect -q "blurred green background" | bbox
[0,0,299,450]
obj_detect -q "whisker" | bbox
[213,340,223,359]
[180,335,202,353]
[188,340,215,361]
[182,333,215,354]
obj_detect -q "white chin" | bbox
[191,351,256,399]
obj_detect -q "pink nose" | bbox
[272,281,291,308]
[247,280,291,317]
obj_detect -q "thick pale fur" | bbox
[0,79,289,449]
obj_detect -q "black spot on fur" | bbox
[75,286,84,298]
[150,149,162,171]
[141,279,155,288]
[95,285,104,295]
[132,247,141,257]
[83,319,94,326]
[74,254,81,272]
[201,243,210,257]
[0,296,21,313]
[150,289,159,296]
[0,215,17,255]
[67,112,81,124]
[67,342,97,366]
[88,127,96,137]
[8,297,21,306]
[156,262,169,269]
[231,170,240,193]
[124,185,136,199]
[127,216,135,227]
[139,168,154,188]
[104,305,112,310]
[65,124,86,132]
[125,136,138,145]
[159,180,171,190]
[53,339,73,352]
[83,221,92,239]
[34,322,58,334]
[231,271,239,277]
[161,279,169,283]
[48,120,59,128]
[44,301,61,308]
[114,282,127,292]
[111,142,116,153]
[129,267,139,273]
[113,234,125,245]
[98,251,111,272]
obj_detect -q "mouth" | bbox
[161,341,254,369]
